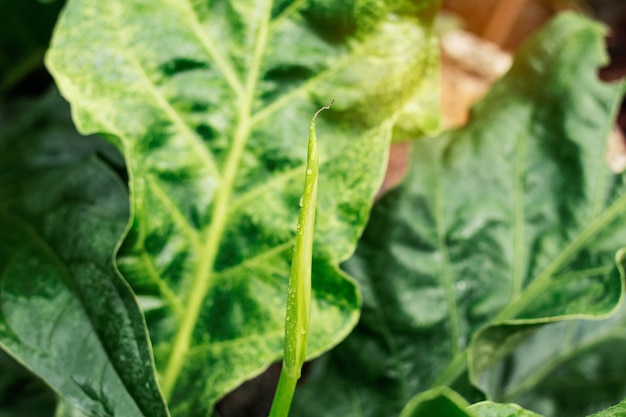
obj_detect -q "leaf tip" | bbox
[313,98,335,121]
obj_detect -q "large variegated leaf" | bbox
[0,89,168,417]
[291,12,626,417]
[45,0,441,414]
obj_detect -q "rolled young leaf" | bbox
[0,89,168,417]
[46,0,441,414]
[269,100,330,417]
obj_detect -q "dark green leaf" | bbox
[46,0,441,414]
[292,12,625,417]
[588,398,626,417]
[55,399,98,417]
[477,285,626,416]
[0,89,168,417]
[0,349,56,417]
[0,0,65,96]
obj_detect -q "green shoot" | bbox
[268,100,334,417]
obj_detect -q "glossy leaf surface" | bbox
[588,399,626,417]
[470,402,543,417]
[0,89,168,417]
[46,0,441,414]
[480,288,626,416]
[292,12,626,417]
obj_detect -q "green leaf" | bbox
[469,402,543,417]
[400,392,546,417]
[0,89,168,417]
[292,11,626,417]
[0,349,56,417]
[55,399,98,417]
[46,0,441,414]
[399,387,474,417]
[475,289,626,416]
[588,398,626,417]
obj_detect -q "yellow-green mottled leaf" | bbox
[45,0,441,415]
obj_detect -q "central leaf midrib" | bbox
[512,128,529,298]
[160,0,275,399]
[435,155,461,356]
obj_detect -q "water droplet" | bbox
[306,168,313,175]
[299,196,304,207]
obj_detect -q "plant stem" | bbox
[269,366,299,417]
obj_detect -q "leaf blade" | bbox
[0,89,168,417]
[46,0,441,414]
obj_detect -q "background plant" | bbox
[292,11,626,417]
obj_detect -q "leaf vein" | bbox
[146,176,203,248]
[250,39,368,125]
[120,49,221,179]
[182,0,245,97]
[512,129,529,297]
[497,191,626,321]
[161,0,276,398]
[187,330,283,356]
[214,241,293,281]
[228,164,306,213]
